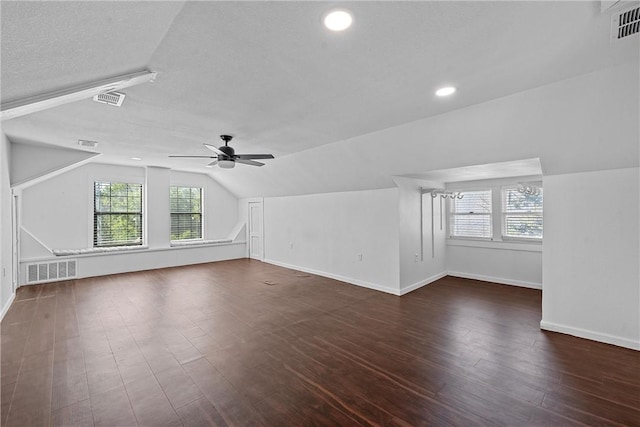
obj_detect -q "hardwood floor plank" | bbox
[124,376,181,426]
[154,365,205,410]
[89,385,137,427]
[2,260,639,426]
[51,398,94,427]
[175,397,227,427]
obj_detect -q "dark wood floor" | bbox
[1,259,639,426]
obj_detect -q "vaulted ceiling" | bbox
[2,1,638,197]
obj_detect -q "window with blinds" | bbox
[450,190,492,239]
[94,182,143,247]
[502,187,543,239]
[170,186,202,241]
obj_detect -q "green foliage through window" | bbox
[502,187,543,239]
[170,186,202,240]
[94,182,143,247]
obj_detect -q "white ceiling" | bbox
[1,1,638,197]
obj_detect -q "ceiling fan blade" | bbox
[235,154,274,160]
[203,143,224,155]
[235,159,265,167]
[169,155,217,158]
[208,159,219,166]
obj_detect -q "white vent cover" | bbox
[26,260,77,284]
[611,4,640,41]
[93,91,126,107]
[78,139,98,148]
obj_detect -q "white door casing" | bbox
[248,201,264,260]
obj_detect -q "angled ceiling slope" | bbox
[10,140,100,188]
[1,1,638,197]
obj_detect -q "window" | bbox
[170,186,202,241]
[94,182,143,247]
[502,186,543,239]
[450,190,492,239]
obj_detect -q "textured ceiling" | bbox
[1,1,638,197]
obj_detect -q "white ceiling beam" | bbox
[1,70,156,121]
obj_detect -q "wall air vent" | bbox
[26,259,77,284]
[93,91,126,107]
[78,139,98,148]
[611,4,640,41]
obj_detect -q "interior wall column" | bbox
[145,166,171,248]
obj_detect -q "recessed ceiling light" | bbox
[435,86,456,97]
[324,9,352,31]
[131,157,142,161]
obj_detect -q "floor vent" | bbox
[93,91,126,106]
[612,5,640,41]
[26,260,77,284]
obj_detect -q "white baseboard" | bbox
[447,271,542,290]
[399,272,448,295]
[263,258,401,296]
[540,320,640,351]
[1,291,16,321]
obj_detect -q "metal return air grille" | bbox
[613,5,640,40]
[93,91,126,106]
[26,260,77,284]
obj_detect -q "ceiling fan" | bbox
[170,135,274,168]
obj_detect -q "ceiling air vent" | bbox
[611,4,640,41]
[93,91,126,106]
[78,139,98,148]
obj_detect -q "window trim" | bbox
[501,185,543,242]
[449,188,493,240]
[170,186,204,242]
[93,181,144,248]
[447,182,543,244]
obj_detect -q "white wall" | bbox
[1,132,15,319]
[395,177,448,294]
[147,166,171,248]
[542,167,640,350]
[447,243,542,289]
[18,162,243,283]
[263,188,400,294]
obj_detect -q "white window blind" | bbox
[94,182,143,247]
[450,190,492,239]
[170,186,202,241]
[502,187,543,239]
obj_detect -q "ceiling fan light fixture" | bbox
[218,159,235,169]
[324,9,353,31]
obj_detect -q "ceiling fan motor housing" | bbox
[219,145,235,157]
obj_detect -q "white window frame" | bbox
[93,181,144,248]
[170,186,204,242]
[501,185,543,242]
[447,181,543,245]
[449,189,493,240]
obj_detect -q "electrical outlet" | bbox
[357,253,363,261]
[414,253,419,262]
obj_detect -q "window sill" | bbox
[170,239,232,247]
[447,238,542,252]
[53,245,148,256]
[25,241,246,263]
